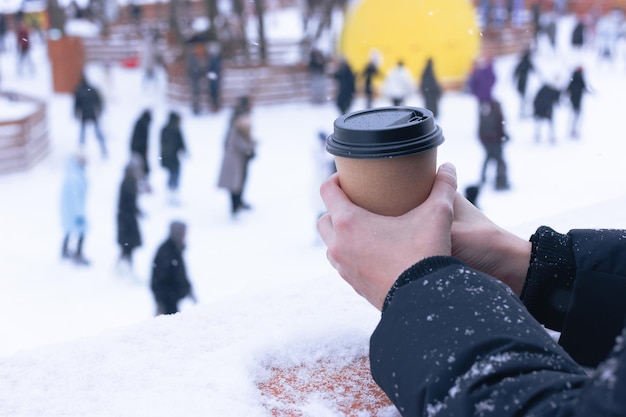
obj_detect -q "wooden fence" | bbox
[0,93,49,175]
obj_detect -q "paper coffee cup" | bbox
[326,107,444,216]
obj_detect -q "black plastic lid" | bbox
[326,106,444,158]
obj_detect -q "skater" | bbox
[207,43,222,112]
[129,109,152,178]
[160,111,187,204]
[73,74,107,157]
[468,55,496,105]
[333,56,356,115]
[217,96,257,217]
[116,155,145,273]
[533,81,561,143]
[308,47,327,104]
[565,67,589,138]
[60,152,90,265]
[361,53,380,108]
[15,19,34,76]
[478,99,510,190]
[150,221,195,315]
[512,48,535,117]
[419,58,442,118]
[381,60,414,107]
[187,43,207,115]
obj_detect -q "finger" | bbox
[316,212,334,244]
[319,173,353,215]
[429,163,458,206]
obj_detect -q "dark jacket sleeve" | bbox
[521,227,626,367]
[371,256,588,417]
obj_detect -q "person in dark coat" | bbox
[150,221,195,315]
[333,57,356,115]
[419,58,442,118]
[308,47,327,104]
[73,74,107,157]
[565,67,589,138]
[362,55,380,108]
[187,44,207,115]
[571,16,585,49]
[207,43,222,112]
[533,81,561,143]
[160,111,187,203]
[512,48,535,117]
[317,164,626,417]
[478,99,510,190]
[60,152,90,265]
[217,96,257,217]
[116,155,144,272]
[130,109,152,177]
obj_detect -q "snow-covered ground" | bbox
[0,11,625,416]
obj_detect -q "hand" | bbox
[317,163,458,311]
[451,193,531,296]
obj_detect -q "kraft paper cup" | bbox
[326,107,444,216]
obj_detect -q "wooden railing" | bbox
[0,92,49,175]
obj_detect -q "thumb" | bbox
[430,163,458,205]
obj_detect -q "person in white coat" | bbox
[382,60,414,106]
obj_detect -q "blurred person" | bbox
[129,109,152,179]
[317,164,626,417]
[207,42,222,112]
[533,80,561,143]
[308,47,327,104]
[333,56,356,115]
[381,60,413,107]
[0,13,7,52]
[15,19,34,76]
[160,111,187,204]
[419,58,442,118]
[478,99,510,190]
[116,154,145,274]
[468,55,496,105]
[571,15,586,51]
[60,152,90,265]
[150,221,195,315]
[73,74,107,158]
[362,53,380,108]
[187,43,207,115]
[512,48,535,117]
[217,96,257,217]
[565,66,590,139]
[141,28,160,88]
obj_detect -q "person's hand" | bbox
[452,193,531,296]
[317,163,458,311]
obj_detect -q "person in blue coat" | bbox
[318,163,626,417]
[60,153,90,265]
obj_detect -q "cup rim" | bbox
[326,106,444,159]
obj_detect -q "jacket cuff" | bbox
[520,226,576,331]
[382,256,465,313]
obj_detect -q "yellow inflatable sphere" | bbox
[339,0,481,89]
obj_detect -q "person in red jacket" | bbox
[318,163,626,417]
[15,19,33,76]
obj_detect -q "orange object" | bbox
[257,356,394,416]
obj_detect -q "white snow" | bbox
[0,11,625,417]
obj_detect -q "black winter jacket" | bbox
[371,227,626,417]
[151,238,191,305]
